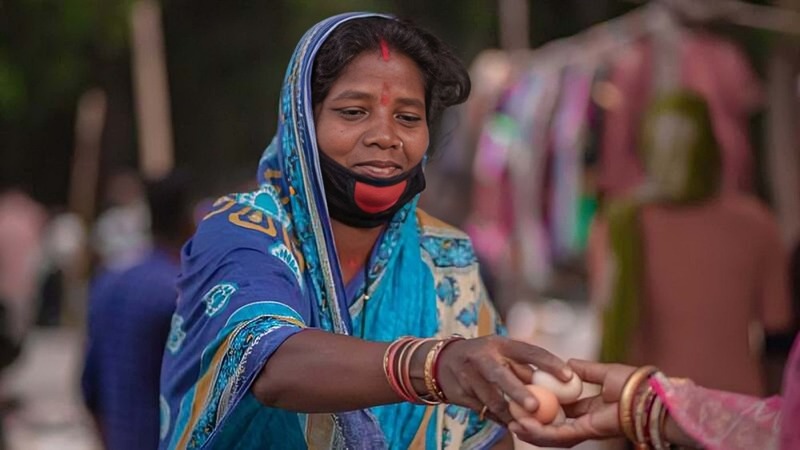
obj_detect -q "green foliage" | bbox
[0,0,132,201]
[0,0,132,123]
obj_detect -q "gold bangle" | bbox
[423,336,463,402]
[424,339,448,402]
[619,365,658,444]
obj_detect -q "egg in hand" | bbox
[531,369,583,404]
[508,385,560,424]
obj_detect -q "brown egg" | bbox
[508,385,560,424]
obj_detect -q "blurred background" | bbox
[1,0,799,448]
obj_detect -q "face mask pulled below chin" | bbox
[319,152,426,228]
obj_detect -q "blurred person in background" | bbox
[0,186,47,346]
[37,208,87,327]
[588,91,793,398]
[81,170,195,450]
[159,13,574,450]
[0,185,46,449]
[91,169,152,273]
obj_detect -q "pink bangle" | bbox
[400,338,437,404]
[384,337,415,402]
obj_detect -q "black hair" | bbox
[146,170,194,243]
[311,17,471,132]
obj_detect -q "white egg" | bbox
[531,369,583,404]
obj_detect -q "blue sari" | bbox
[159,12,506,450]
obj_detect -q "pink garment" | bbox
[589,195,793,396]
[651,334,800,449]
[783,338,800,449]
[599,31,762,197]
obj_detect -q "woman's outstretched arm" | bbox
[252,329,573,425]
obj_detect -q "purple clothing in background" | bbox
[81,248,179,450]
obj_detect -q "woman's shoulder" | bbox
[416,209,469,238]
[416,209,477,269]
[191,186,292,255]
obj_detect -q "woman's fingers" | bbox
[566,359,610,384]
[475,357,538,414]
[508,360,534,385]
[503,340,572,381]
[465,362,516,423]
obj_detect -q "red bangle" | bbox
[431,335,465,402]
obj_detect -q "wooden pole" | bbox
[498,0,530,50]
[766,0,800,247]
[65,87,107,326]
[130,0,174,181]
[68,88,107,224]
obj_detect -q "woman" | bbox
[158,13,572,450]
[510,336,800,449]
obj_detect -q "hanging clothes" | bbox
[548,66,596,265]
[598,30,763,198]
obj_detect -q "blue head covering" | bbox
[256,12,397,336]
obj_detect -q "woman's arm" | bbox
[252,329,572,424]
[252,329,398,412]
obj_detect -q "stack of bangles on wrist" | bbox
[619,366,676,450]
[383,335,464,405]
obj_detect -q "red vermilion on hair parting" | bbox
[379,38,390,61]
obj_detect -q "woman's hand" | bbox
[434,336,573,425]
[509,359,635,448]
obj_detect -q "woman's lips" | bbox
[353,162,402,178]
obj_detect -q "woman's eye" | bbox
[397,114,422,123]
[337,109,366,119]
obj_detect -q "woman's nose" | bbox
[363,116,402,150]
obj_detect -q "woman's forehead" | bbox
[325,50,425,100]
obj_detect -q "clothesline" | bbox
[648,0,800,36]
[515,0,800,71]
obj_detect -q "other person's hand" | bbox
[509,359,636,448]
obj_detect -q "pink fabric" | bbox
[651,335,800,449]
[652,373,783,450]
[782,337,800,449]
[599,31,762,197]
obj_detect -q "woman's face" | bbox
[314,48,429,179]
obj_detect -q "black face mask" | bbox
[319,152,426,228]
